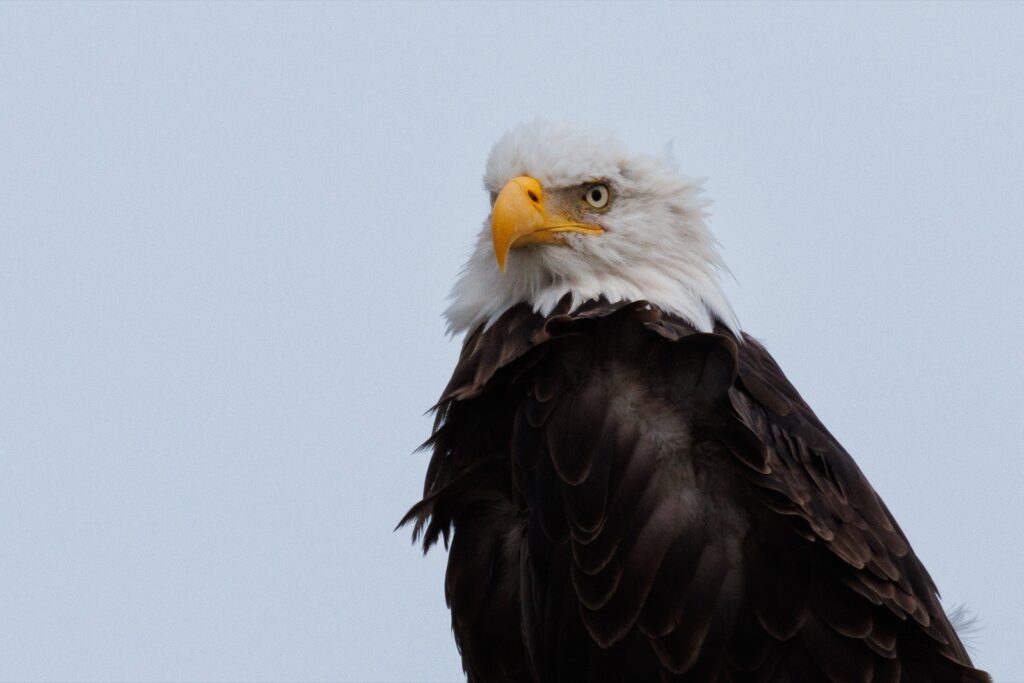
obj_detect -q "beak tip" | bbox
[492,237,508,273]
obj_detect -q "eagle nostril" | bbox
[527,190,539,203]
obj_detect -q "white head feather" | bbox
[445,120,740,336]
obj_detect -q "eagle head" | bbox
[445,120,739,336]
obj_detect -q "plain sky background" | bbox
[1,2,1022,681]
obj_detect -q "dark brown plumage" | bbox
[402,298,990,682]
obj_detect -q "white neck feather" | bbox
[444,219,740,337]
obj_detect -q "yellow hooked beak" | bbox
[491,176,604,272]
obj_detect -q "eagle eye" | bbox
[584,184,610,209]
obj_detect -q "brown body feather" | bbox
[402,299,989,682]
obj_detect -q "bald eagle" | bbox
[402,121,989,682]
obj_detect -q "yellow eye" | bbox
[584,184,610,209]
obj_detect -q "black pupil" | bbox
[591,188,602,202]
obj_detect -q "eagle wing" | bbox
[403,300,989,682]
[725,332,986,682]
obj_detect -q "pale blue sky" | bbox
[1,2,1021,681]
